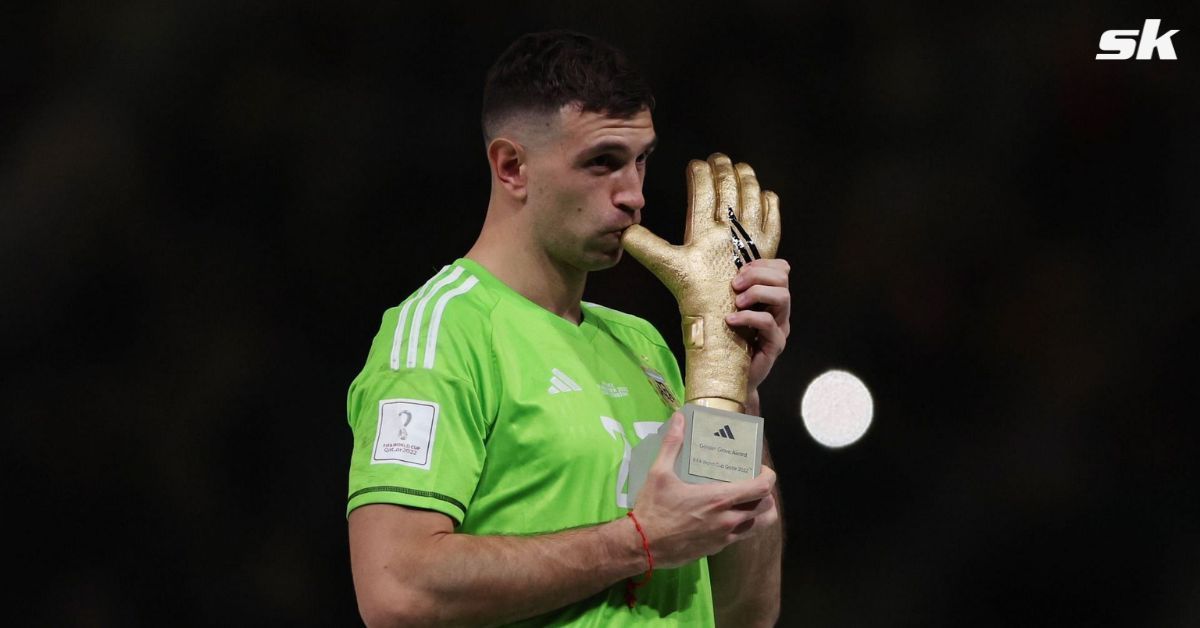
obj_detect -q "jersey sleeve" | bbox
[345,302,497,525]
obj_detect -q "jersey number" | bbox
[599,417,664,508]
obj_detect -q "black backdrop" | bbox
[4,2,1197,626]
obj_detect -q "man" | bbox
[346,30,790,626]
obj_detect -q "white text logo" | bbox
[599,382,629,398]
[1097,19,1180,60]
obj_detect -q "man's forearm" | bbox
[708,502,783,627]
[710,389,784,627]
[361,515,647,626]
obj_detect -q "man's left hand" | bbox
[725,258,791,394]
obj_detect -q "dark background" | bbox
[4,1,1197,626]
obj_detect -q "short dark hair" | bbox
[481,30,655,141]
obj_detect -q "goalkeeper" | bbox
[346,30,791,627]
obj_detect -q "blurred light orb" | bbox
[800,369,873,448]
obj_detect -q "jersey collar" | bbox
[453,257,599,341]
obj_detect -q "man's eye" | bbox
[588,156,615,169]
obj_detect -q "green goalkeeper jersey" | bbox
[346,257,714,626]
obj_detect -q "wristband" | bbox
[624,511,654,608]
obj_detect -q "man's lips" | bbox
[609,225,634,236]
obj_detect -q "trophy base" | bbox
[628,404,764,506]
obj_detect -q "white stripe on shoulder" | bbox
[391,266,451,370]
[406,265,465,368]
[423,275,479,369]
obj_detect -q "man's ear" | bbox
[487,138,528,202]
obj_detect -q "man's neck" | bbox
[465,237,587,326]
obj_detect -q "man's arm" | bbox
[707,255,792,626]
[349,505,644,627]
[707,390,784,627]
[350,413,778,627]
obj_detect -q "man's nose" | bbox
[613,167,646,215]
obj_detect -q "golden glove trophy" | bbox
[624,153,781,503]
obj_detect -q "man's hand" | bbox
[727,257,791,395]
[632,412,780,569]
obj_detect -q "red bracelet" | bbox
[625,511,654,608]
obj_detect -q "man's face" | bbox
[523,105,657,272]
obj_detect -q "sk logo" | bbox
[1097,19,1180,60]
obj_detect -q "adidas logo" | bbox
[713,425,736,439]
[548,368,582,395]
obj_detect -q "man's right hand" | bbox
[631,411,779,569]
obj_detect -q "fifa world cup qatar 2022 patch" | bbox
[372,399,439,470]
